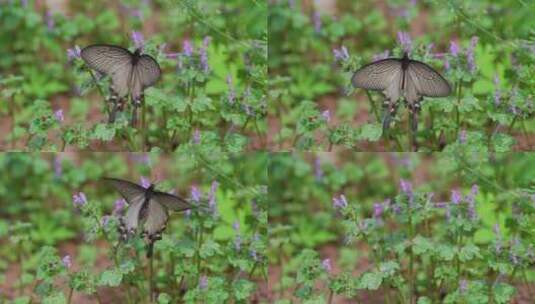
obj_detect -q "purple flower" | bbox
[312,11,321,33]
[459,279,468,294]
[314,156,323,181]
[372,50,390,61]
[232,221,240,232]
[182,39,193,57]
[445,204,451,221]
[493,74,501,106]
[53,156,62,177]
[373,202,384,218]
[400,179,412,195]
[200,36,211,73]
[467,36,478,73]
[208,180,219,214]
[451,190,462,204]
[46,11,54,30]
[193,129,201,144]
[101,215,111,226]
[234,235,241,251]
[470,184,479,196]
[72,192,87,207]
[54,109,64,122]
[191,185,201,203]
[226,75,236,104]
[333,46,349,62]
[321,110,331,123]
[332,194,348,210]
[459,129,467,143]
[321,258,332,273]
[140,176,151,188]
[288,0,296,9]
[114,198,127,214]
[21,0,28,8]
[67,45,81,62]
[131,31,144,49]
[443,57,450,70]
[397,31,412,53]
[449,40,460,57]
[199,275,208,290]
[62,255,72,268]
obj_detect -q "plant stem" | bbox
[455,80,462,136]
[327,289,333,304]
[141,94,147,152]
[67,287,73,304]
[366,91,380,122]
[18,244,23,296]
[149,243,155,303]
[408,210,414,304]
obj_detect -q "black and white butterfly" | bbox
[81,45,161,124]
[104,177,191,242]
[352,52,451,140]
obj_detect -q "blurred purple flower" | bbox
[332,194,348,210]
[53,155,62,178]
[131,9,143,20]
[322,258,332,273]
[226,75,236,104]
[509,251,519,265]
[467,36,478,73]
[397,31,412,53]
[373,50,390,61]
[459,129,467,143]
[449,40,460,57]
[199,275,208,289]
[46,11,54,30]
[314,156,323,181]
[445,204,451,221]
[114,198,127,214]
[67,45,81,62]
[400,179,412,195]
[459,279,468,294]
[191,185,201,203]
[200,36,211,73]
[208,180,219,214]
[54,109,64,122]
[182,39,193,57]
[234,234,241,251]
[21,0,28,8]
[443,57,450,70]
[140,176,150,188]
[470,184,479,196]
[312,11,321,33]
[493,74,501,106]
[193,129,201,144]
[451,190,462,204]
[62,255,72,268]
[288,0,296,9]
[333,46,349,62]
[72,192,87,207]
[321,110,331,123]
[373,202,384,218]
[101,215,111,226]
[131,31,144,49]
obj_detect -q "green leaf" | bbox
[157,293,172,304]
[358,123,382,141]
[413,236,433,255]
[233,279,255,300]
[92,124,115,141]
[458,243,481,262]
[99,269,122,287]
[358,272,382,290]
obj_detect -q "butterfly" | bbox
[104,177,191,242]
[352,52,451,136]
[81,45,161,124]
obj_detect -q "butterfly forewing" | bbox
[407,60,451,97]
[110,62,133,97]
[104,178,147,205]
[352,59,401,91]
[144,200,168,236]
[153,191,191,211]
[81,45,133,76]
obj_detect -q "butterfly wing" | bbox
[152,191,192,212]
[407,60,451,97]
[144,199,169,237]
[352,59,402,91]
[110,63,133,97]
[122,198,145,234]
[104,177,147,234]
[81,45,133,75]
[135,54,161,88]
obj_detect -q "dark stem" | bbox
[148,242,155,303]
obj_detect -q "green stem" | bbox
[366,91,380,122]
[67,288,73,304]
[408,211,414,304]
[149,246,154,303]
[141,94,147,152]
[455,80,462,135]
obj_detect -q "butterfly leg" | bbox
[408,100,422,151]
[131,98,140,127]
[108,92,119,123]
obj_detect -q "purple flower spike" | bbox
[459,129,467,143]
[200,36,211,73]
[322,258,332,273]
[373,50,390,61]
[54,109,64,122]
[72,192,87,207]
[193,129,201,144]
[332,194,348,210]
[459,279,468,294]
[449,40,460,57]
[46,11,54,30]
[397,31,412,53]
[226,75,236,104]
[182,39,193,57]
[62,255,72,268]
[494,74,501,106]
[114,198,127,214]
[67,45,81,62]
[333,46,349,62]
[208,181,219,214]
[131,31,144,49]
[53,156,62,177]
[101,215,111,226]
[373,202,384,218]
[312,11,322,33]
[199,275,208,290]
[451,190,462,204]
[140,176,151,189]
[191,185,201,203]
[443,57,450,70]
[400,179,412,195]
[321,110,331,123]
[467,36,478,73]
[314,156,323,181]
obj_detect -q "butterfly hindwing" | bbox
[407,60,451,97]
[144,199,169,237]
[136,54,161,88]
